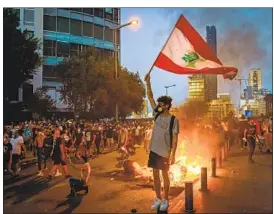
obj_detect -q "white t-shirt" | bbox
[11,136,24,155]
[150,115,179,158]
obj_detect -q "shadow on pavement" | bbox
[55,194,85,214]
[4,176,67,205]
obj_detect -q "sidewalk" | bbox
[170,144,273,213]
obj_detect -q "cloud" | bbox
[155,8,272,105]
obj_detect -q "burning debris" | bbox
[123,155,203,187]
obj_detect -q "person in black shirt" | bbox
[48,130,70,179]
[43,130,54,170]
[94,129,102,155]
[244,118,258,163]
[3,133,13,174]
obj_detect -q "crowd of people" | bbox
[3,119,153,180]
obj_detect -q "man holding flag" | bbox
[144,14,238,211]
[145,73,179,212]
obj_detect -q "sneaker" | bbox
[151,198,161,210]
[160,199,169,211]
[55,171,62,177]
[37,171,44,177]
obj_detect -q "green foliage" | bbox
[57,47,145,119]
[3,8,41,100]
[23,87,56,115]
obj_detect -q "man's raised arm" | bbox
[145,74,157,110]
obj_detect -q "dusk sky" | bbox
[120,8,273,107]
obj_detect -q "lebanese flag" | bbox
[153,15,238,80]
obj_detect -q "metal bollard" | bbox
[199,167,209,192]
[211,157,216,177]
[131,209,137,213]
[184,181,196,213]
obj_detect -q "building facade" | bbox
[264,94,273,116]
[188,75,205,101]
[204,25,217,101]
[207,93,234,120]
[240,96,266,117]
[15,8,120,109]
[248,68,262,91]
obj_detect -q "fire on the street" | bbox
[133,138,208,187]
[168,155,202,186]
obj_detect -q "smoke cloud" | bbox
[156,8,272,106]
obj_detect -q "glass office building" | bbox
[15,8,120,109]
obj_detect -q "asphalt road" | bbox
[4,146,183,213]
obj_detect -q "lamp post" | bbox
[113,20,138,122]
[164,84,176,96]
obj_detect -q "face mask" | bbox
[154,105,164,113]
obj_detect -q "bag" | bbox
[154,114,176,149]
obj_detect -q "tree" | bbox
[57,48,145,119]
[3,8,41,101]
[179,99,209,120]
[23,87,56,116]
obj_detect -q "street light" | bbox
[164,84,176,96]
[113,20,138,122]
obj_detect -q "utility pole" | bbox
[235,77,248,111]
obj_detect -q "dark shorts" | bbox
[148,151,170,171]
[248,137,256,149]
[53,156,67,166]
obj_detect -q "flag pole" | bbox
[145,15,183,80]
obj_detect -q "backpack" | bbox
[154,113,176,149]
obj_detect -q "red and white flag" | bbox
[153,15,238,80]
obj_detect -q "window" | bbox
[104,27,113,42]
[70,43,80,56]
[43,40,56,56]
[44,15,56,31]
[60,8,70,10]
[105,8,113,20]
[43,65,55,78]
[104,49,113,58]
[15,9,20,19]
[57,17,69,33]
[70,8,83,13]
[57,42,69,57]
[81,45,88,52]
[105,8,113,13]
[44,8,57,15]
[83,22,93,37]
[83,8,93,15]
[70,19,82,36]
[114,8,119,23]
[94,24,103,39]
[24,8,34,25]
[94,8,103,18]
[95,47,104,57]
